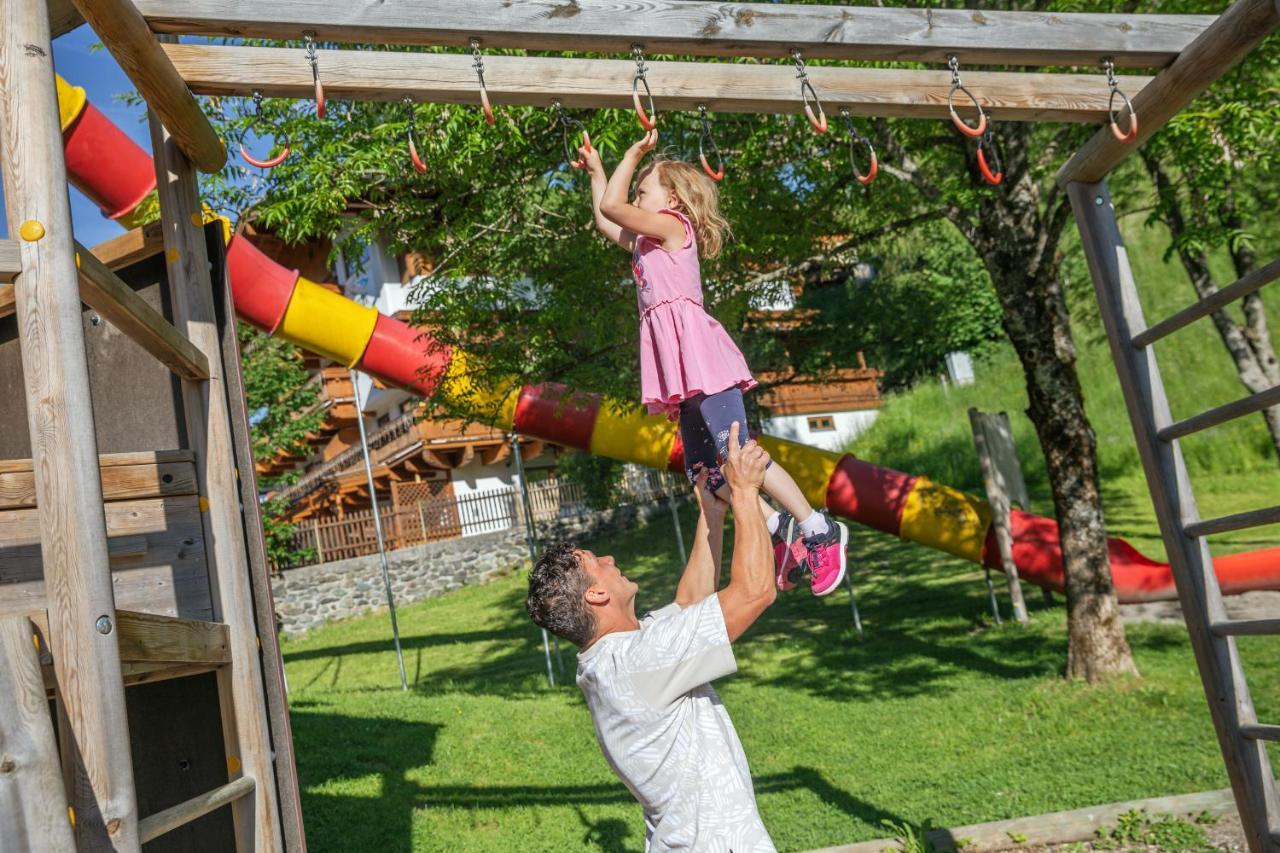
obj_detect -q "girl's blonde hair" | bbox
[638,159,731,258]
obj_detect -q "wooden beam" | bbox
[0,283,13,320]
[164,44,1153,124]
[138,0,1213,68]
[138,776,255,846]
[149,76,284,850]
[0,1,141,846]
[1057,0,1280,186]
[113,611,230,666]
[73,241,211,381]
[47,0,85,39]
[0,237,18,282]
[0,616,76,852]
[70,0,226,172]
[0,452,197,510]
[481,442,511,466]
[90,220,165,272]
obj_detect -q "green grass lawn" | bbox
[280,493,1279,853]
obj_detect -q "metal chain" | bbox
[304,31,319,69]
[632,44,648,80]
[948,54,963,88]
[1104,57,1119,93]
[791,48,810,81]
[471,37,486,82]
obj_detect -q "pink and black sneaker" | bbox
[802,511,848,596]
[771,512,806,591]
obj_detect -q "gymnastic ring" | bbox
[1108,88,1138,144]
[304,32,325,120]
[976,132,1003,186]
[633,74,657,131]
[948,83,987,138]
[240,92,290,169]
[841,110,877,186]
[697,106,724,182]
[470,38,496,126]
[800,78,828,134]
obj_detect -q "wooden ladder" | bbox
[1070,180,1280,853]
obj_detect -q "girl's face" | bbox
[632,168,677,213]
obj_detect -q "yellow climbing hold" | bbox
[199,496,210,512]
[166,248,180,263]
[68,806,75,827]
[227,755,242,774]
[190,212,204,227]
[19,220,45,242]
[74,252,81,269]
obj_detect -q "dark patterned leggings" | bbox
[678,387,768,494]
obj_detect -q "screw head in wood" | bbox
[18,220,45,241]
[95,615,112,634]
[1094,195,1104,206]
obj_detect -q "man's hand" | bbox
[690,464,729,517]
[720,422,768,501]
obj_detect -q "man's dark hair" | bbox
[526,540,597,647]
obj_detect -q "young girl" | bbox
[575,130,847,596]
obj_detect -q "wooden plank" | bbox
[1057,0,1280,186]
[0,449,193,474]
[1240,723,1280,741]
[138,0,1213,68]
[137,776,255,845]
[0,457,197,510]
[1068,180,1279,852]
[47,0,85,38]
[90,220,165,272]
[0,496,214,621]
[1134,258,1280,349]
[149,70,284,851]
[164,43,1152,124]
[69,0,225,172]
[0,2,141,847]
[1212,618,1280,637]
[0,237,18,282]
[114,610,230,665]
[0,282,13,320]
[1185,504,1280,538]
[74,240,211,381]
[0,616,76,852]
[1158,384,1280,442]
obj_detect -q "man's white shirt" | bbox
[576,594,775,852]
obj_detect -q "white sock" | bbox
[798,510,829,539]
[765,511,782,536]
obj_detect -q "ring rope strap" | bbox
[304,31,325,120]
[697,105,725,181]
[471,38,496,126]
[1104,58,1139,144]
[239,90,291,169]
[791,49,828,134]
[631,44,657,131]
[946,55,987,138]
[404,96,427,173]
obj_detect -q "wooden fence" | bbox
[272,470,684,571]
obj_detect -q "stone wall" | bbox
[270,497,682,636]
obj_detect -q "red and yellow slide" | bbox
[54,76,1280,604]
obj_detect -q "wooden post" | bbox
[148,46,283,850]
[312,517,324,563]
[0,617,77,852]
[0,2,141,848]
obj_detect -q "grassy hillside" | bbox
[849,212,1280,562]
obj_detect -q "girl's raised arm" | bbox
[598,132,686,251]
[576,145,635,251]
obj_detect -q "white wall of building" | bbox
[450,453,557,536]
[760,409,879,454]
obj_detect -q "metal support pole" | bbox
[667,473,688,565]
[983,566,1003,625]
[351,369,408,692]
[512,433,559,686]
[845,569,864,639]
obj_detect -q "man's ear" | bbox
[584,586,610,607]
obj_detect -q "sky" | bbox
[0,25,153,246]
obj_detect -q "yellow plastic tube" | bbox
[278,277,379,367]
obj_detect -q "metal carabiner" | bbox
[631,44,657,131]
[304,31,325,120]
[239,91,291,169]
[792,49,828,134]
[1103,58,1138,144]
[946,55,987,139]
[552,99,592,169]
[840,109,877,186]
[471,38,496,126]
[404,96,427,174]
[976,125,1004,186]
[697,105,725,182]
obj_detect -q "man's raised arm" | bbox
[716,423,777,642]
[675,467,728,607]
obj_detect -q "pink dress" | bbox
[632,209,756,419]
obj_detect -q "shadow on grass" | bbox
[291,706,904,853]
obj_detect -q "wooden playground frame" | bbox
[1,0,1277,850]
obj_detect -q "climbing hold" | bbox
[166,248,180,263]
[19,220,45,242]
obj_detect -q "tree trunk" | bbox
[1143,155,1280,461]
[966,129,1138,681]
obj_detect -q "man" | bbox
[526,422,778,852]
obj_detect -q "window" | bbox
[807,416,835,432]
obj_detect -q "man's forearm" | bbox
[675,509,725,606]
[728,488,773,599]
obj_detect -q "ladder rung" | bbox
[1184,504,1280,538]
[1158,384,1280,442]
[1133,257,1280,349]
[137,775,255,843]
[1240,723,1280,741]
[1210,618,1280,637]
